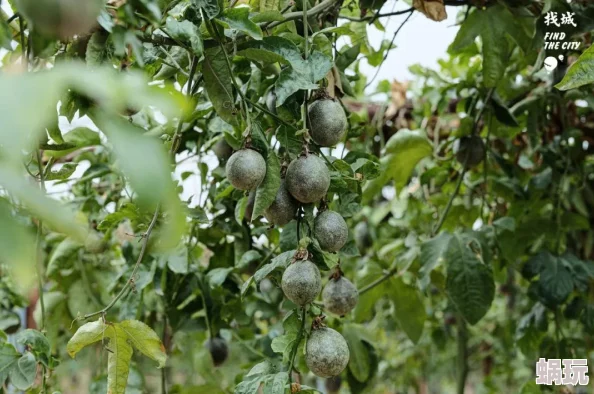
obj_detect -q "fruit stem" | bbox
[288,307,308,384]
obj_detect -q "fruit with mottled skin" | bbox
[322,276,359,316]
[205,337,229,367]
[285,155,330,203]
[354,221,372,253]
[454,135,485,168]
[308,99,348,147]
[212,138,233,163]
[306,327,350,378]
[225,149,266,191]
[264,180,298,226]
[16,0,104,39]
[314,211,348,252]
[281,260,321,306]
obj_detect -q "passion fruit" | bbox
[264,180,298,226]
[225,149,266,191]
[454,135,485,168]
[308,99,348,147]
[305,327,350,378]
[285,155,330,203]
[204,336,229,367]
[281,260,322,306]
[322,276,359,316]
[314,211,348,252]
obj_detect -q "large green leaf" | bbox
[275,51,332,105]
[44,127,102,158]
[0,201,37,288]
[450,5,535,87]
[388,277,426,344]
[165,17,203,57]
[203,46,238,126]
[9,352,37,390]
[193,0,220,19]
[556,45,594,90]
[68,319,166,394]
[219,8,263,40]
[0,342,20,385]
[0,168,88,243]
[445,232,495,325]
[342,324,371,383]
[362,129,432,203]
[419,232,452,280]
[252,152,280,221]
[253,250,296,282]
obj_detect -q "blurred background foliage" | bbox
[1,0,594,393]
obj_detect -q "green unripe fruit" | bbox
[305,327,350,378]
[281,260,322,306]
[354,221,372,253]
[16,0,104,39]
[264,180,298,226]
[212,138,233,163]
[454,135,485,168]
[308,99,348,147]
[205,337,229,367]
[322,276,359,316]
[314,211,348,252]
[285,155,330,203]
[225,149,266,191]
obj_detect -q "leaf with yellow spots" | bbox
[67,319,166,394]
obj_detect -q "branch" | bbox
[266,0,337,29]
[358,264,399,295]
[364,10,414,89]
[338,7,414,22]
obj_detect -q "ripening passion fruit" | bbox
[322,276,359,316]
[281,260,322,306]
[16,0,104,39]
[205,337,229,367]
[225,149,267,191]
[308,99,348,147]
[454,135,486,168]
[264,180,298,226]
[305,327,350,378]
[285,155,330,203]
[314,211,348,252]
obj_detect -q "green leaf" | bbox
[207,267,234,287]
[86,31,112,66]
[203,46,238,126]
[0,169,88,243]
[237,250,261,269]
[363,129,432,203]
[535,252,574,306]
[219,8,263,40]
[388,277,426,344]
[0,202,37,288]
[450,5,534,87]
[165,17,203,57]
[336,44,361,71]
[68,320,166,394]
[445,232,495,325]
[67,320,106,358]
[44,127,101,158]
[117,320,167,368]
[0,342,20,385]
[419,232,452,283]
[252,152,280,221]
[98,203,140,231]
[270,333,297,362]
[45,163,78,181]
[556,45,594,90]
[261,372,288,394]
[253,250,296,282]
[0,18,11,50]
[342,324,370,383]
[15,330,50,361]
[275,51,332,105]
[193,0,220,19]
[491,95,519,127]
[9,352,37,390]
[235,196,249,225]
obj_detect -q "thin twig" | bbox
[358,264,399,295]
[338,7,414,22]
[267,0,336,29]
[364,10,414,89]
